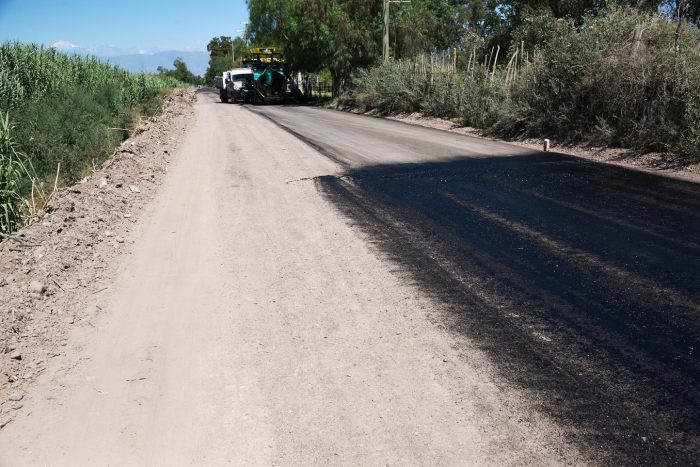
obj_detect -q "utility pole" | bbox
[234,21,249,67]
[383,0,389,61]
[383,0,411,62]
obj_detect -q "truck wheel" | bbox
[220,92,229,103]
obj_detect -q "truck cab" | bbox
[215,69,254,104]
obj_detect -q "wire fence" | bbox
[294,74,333,98]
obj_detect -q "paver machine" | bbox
[241,48,288,104]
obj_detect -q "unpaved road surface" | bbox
[0,91,585,466]
[0,92,697,466]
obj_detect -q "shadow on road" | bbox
[317,152,700,465]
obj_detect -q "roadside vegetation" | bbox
[347,7,700,159]
[245,0,700,161]
[0,42,183,234]
[157,57,203,86]
[247,0,381,95]
[203,36,251,84]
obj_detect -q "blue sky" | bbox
[0,0,249,53]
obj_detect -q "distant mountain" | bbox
[50,41,209,76]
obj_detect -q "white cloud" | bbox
[51,40,80,49]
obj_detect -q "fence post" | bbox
[491,45,500,79]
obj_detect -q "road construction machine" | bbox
[242,47,288,104]
[214,47,289,104]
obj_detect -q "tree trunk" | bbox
[331,70,346,98]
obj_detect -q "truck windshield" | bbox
[233,74,250,81]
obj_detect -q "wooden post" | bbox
[485,47,493,76]
[430,54,434,88]
[491,45,500,78]
[383,0,389,61]
[505,51,517,84]
[631,24,643,58]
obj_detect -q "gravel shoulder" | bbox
[0,89,195,427]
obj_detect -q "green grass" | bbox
[0,42,185,234]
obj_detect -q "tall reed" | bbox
[0,42,185,234]
[0,113,28,234]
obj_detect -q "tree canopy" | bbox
[247,0,382,93]
[204,36,250,84]
[245,0,698,94]
[157,58,202,85]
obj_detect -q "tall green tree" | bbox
[389,0,471,57]
[247,0,382,95]
[204,36,249,84]
[247,0,692,87]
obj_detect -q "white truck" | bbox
[214,68,254,104]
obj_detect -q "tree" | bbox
[247,0,382,95]
[247,0,693,90]
[388,0,471,58]
[247,0,507,92]
[204,36,250,84]
[204,36,233,84]
[157,58,202,85]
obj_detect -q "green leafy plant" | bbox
[0,112,29,234]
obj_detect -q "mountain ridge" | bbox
[50,42,209,76]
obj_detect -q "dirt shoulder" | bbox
[358,110,700,183]
[0,88,195,426]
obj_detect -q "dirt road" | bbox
[0,91,585,465]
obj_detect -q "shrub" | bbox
[347,56,506,127]
[500,7,700,159]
